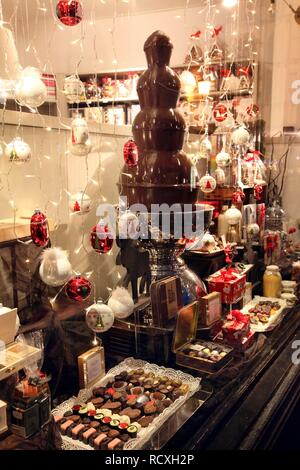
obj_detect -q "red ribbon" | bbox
[191,30,202,39]
[212,25,222,37]
[238,66,250,76]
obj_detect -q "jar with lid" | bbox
[263,265,282,298]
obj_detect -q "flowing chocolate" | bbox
[119,30,199,210]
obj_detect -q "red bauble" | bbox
[56,1,83,26]
[90,223,114,254]
[30,209,49,247]
[65,275,92,302]
[232,188,245,206]
[123,139,138,167]
[246,104,260,117]
[254,184,263,201]
[213,104,228,123]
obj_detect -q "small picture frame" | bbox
[78,346,105,389]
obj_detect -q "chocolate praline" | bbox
[100,437,112,450]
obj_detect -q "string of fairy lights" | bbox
[0,0,275,310]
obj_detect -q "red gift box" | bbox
[208,267,246,304]
[222,310,250,347]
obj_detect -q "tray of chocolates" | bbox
[52,358,200,450]
[241,296,287,332]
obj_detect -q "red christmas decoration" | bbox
[246,104,260,117]
[30,209,49,247]
[73,200,81,212]
[213,103,228,123]
[232,188,245,206]
[254,184,263,201]
[237,66,250,76]
[220,68,231,78]
[56,1,83,27]
[190,30,202,39]
[90,223,114,254]
[65,275,92,302]
[123,139,138,167]
[212,25,222,37]
[206,180,212,190]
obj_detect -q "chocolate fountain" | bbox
[118,31,213,303]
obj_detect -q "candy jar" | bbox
[263,265,282,298]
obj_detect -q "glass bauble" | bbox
[5,137,31,165]
[199,173,217,193]
[123,139,138,167]
[39,247,72,286]
[64,75,85,102]
[216,150,231,167]
[71,116,89,145]
[56,0,83,26]
[231,126,250,145]
[69,139,92,156]
[215,167,225,185]
[30,209,49,247]
[86,300,114,333]
[90,222,114,254]
[69,191,91,214]
[15,67,47,108]
[66,275,92,302]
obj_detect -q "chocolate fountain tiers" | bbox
[119,31,199,209]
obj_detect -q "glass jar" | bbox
[263,265,282,298]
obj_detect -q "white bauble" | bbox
[69,191,91,214]
[231,126,250,146]
[86,300,114,333]
[199,137,212,154]
[216,150,231,167]
[246,223,260,237]
[64,75,85,102]
[118,212,139,239]
[180,70,197,94]
[39,247,72,286]
[69,139,92,157]
[225,205,242,225]
[15,67,47,108]
[215,167,225,185]
[107,287,134,319]
[5,137,31,165]
[71,116,89,145]
[199,173,217,193]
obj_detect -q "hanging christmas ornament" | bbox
[216,150,231,168]
[199,173,217,193]
[64,75,85,102]
[232,188,245,206]
[118,211,139,239]
[30,209,49,247]
[69,139,92,157]
[199,136,212,156]
[85,300,114,333]
[246,103,260,118]
[231,126,250,146]
[56,0,83,27]
[254,184,263,201]
[39,247,72,287]
[5,137,31,165]
[215,167,225,186]
[246,223,260,238]
[107,287,134,320]
[213,104,228,123]
[69,191,91,214]
[15,67,47,108]
[65,275,92,302]
[71,115,89,144]
[190,30,202,40]
[90,222,114,254]
[180,70,197,94]
[123,139,138,167]
[224,205,242,225]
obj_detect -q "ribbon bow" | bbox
[212,25,222,37]
[191,30,202,39]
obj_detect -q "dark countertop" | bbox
[165,306,300,450]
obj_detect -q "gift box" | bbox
[208,267,246,304]
[222,310,250,348]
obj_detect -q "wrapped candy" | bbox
[208,267,246,304]
[222,310,252,349]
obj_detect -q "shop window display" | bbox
[0,0,299,455]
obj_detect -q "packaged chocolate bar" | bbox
[198,292,222,327]
[150,276,183,327]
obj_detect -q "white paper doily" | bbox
[52,357,200,450]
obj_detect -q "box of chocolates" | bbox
[208,268,246,304]
[222,310,251,348]
[172,302,233,373]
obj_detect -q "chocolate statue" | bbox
[119,31,199,209]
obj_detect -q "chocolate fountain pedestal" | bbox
[118,30,213,306]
